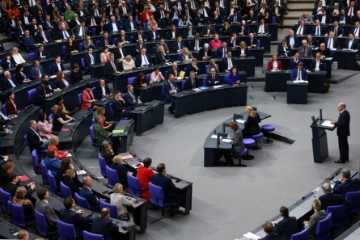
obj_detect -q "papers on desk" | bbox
[210,135,217,138]
[193,88,202,92]
[199,86,209,90]
[67,153,72,157]
[243,232,260,240]
[222,139,232,143]
[236,119,245,124]
[213,85,223,89]
[325,57,333,61]
[121,154,134,160]
[132,163,143,168]
[76,170,87,175]
[321,120,334,127]
[293,80,308,84]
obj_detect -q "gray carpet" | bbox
[74,71,360,240]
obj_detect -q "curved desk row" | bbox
[203,111,271,167]
[172,84,248,118]
[236,168,358,240]
[0,218,41,240]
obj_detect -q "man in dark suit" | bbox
[289,52,302,69]
[85,47,96,67]
[319,182,352,211]
[36,80,54,107]
[310,52,326,72]
[329,20,344,37]
[285,30,299,49]
[124,15,138,32]
[50,56,65,75]
[207,67,222,86]
[79,176,100,212]
[317,43,332,59]
[30,60,46,79]
[291,62,307,80]
[104,54,120,76]
[312,19,325,36]
[343,33,358,49]
[72,19,89,39]
[184,71,198,90]
[59,197,92,237]
[35,188,58,232]
[223,52,235,72]
[152,163,179,207]
[100,31,114,48]
[91,208,118,240]
[112,91,130,121]
[26,120,50,152]
[114,42,127,62]
[168,24,181,39]
[147,26,159,42]
[260,221,280,240]
[135,48,152,67]
[324,31,339,50]
[331,103,351,163]
[198,43,213,61]
[155,45,169,64]
[35,25,52,43]
[0,71,17,91]
[333,169,360,196]
[94,78,111,99]
[123,85,141,109]
[23,30,36,51]
[164,74,179,114]
[272,206,298,240]
[35,45,49,61]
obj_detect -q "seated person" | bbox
[11,47,26,66]
[290,62,307,81]
[13,186,35,222]
[152,163,179,208]
[110,183,134,221]
[319,182,352,211]
[35,188,59,231]
[1,71,17,91]
[259,221,280,240]
[70,63,83,84]
[185,71,198,90]
[52,106,74,132]
[0,155,10,167]
[333,168,360,197]
[80,176,100,212]
[36,80,54,109]
[163,74,179,114]
[122,55,136,71]
[48,136,68,159]
[155,45,169,64]
[94,115,113,148]
[94,107,113,132]
[267,55,283,71]
[181,47,193,62]
[55,71,70,90]
[91,208,119,238]
[239,41,249,57]
[304,200,326,240]
[112,91,130,121]
[59,197,92,237]
[44,149,62,176]
[242,106,261,138]
[207,67,222,86]
[101,141,115,166]
[53,97,72,116]
[111,155,130,187]
[26,120,50,153]
[62,169,80,196]
[94,78,111,99]
[56,158,82,187]
[123,85,142,109]
[198,43,213,61]
[133,72,148,89]
[272,206,298,240]
[5,172,36,198]
[5,91,20,117]
[81,84,96,111]
[310,52,326,72]
[136,157,154,200]
[38,112,53,140]
[0,162,15,189]
[228,67,241,85]
[15,65,31,84]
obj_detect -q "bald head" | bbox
[322,182,332,193]
[83,176,93,187]
[337,102,346,112]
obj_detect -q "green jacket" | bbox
[94,123,112,145]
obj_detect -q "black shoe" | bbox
[334,160,345,163]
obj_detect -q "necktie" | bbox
[9,79,16,87]
[111,61,117,71]
[223,49,226,58]
[82,27,85,37]
[328,38,332,48]
[37,67,40,77]
[130,93,135,102]
[350,7,353,17]
[334,27,337,36]
[298,71,302,80]
[95,9,99,16]
[316,26,320,36]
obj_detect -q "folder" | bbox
[179,71,185,79]
[112,129,124,134]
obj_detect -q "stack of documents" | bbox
[321,120,334,127]
[236,119,245,124]
[243,232,260,240]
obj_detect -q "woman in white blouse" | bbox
[122,55,136,71]
[150,67,165,84]
[110,183,134,221]
[11,47,26,65]
[181,47,193,62]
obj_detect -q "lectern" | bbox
[310,120,336,163]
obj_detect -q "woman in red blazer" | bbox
[5,92,20,116]
[136,158,154,200]
[267,55,283,71]
[81,85,96,110]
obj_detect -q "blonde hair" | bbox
[312,199,321,211]
[15,186,26,198]
[49,136,59,145]
[65,168,75,178]
[113,183,124,193]
[245,106,257,118]
[125,55,132,61]
[113,155,123,164]
[12,47,19,55]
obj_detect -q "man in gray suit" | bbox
[297,39,313,57]
[36,188,59,236]
[229,121,246,167]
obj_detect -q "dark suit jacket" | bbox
[223,57,235,71]
[124,21,138,32]
[50,62,65,75]
[285,36,300,48]
[34,49,49,60]
[35,85,53,104]
[104,61,119,76]
[85,53,96,67]
[56,79,68,89]
[30,65,46,79]
[112,99,128,121]
[333,178,360,197]
[289,58,303,69]
[91,217,118,240]
[277,44,290,57]
[135,54,152,67]
[114,48,127,60]
[111,163,128,187]
[336,110,350,137]
[290,69,308,80]
[35,30,52,43]
[184,77,198,90]
[0,78,17,91]
[155,51,169,64]
[152,173,176,202]
[62,177,79,196]
[198,48,213,60]
[319,193,352,211]
[324,38,339,49]
[79,187,99,211]
[94,83,111,99]
[343,39,359,49]
[59,208,92,237]
[310,59,326,71]
[273,216,298,240]
[207,73,222,86]
[260,233,280,240]
[123,91,139,109]
[243,113,261,138]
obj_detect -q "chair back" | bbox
[345,191,360,213]
[78,93,82,106]
[148,182,165,208]
[223,73,231,84]
[0,188,12,214]
[89,124,101,147]
[99,200,118,219]
[128,77,136,85]
[290,228,309,240]
[47,170,58,194]
[145,73,151,83]
[81,58,86,70]
[27,88,37,105]
[316,212,332,240]
[34,209,48,237]
[29,52,35,62]
[24,134,33,152]
[60,181,72,198]
[56,219,76,240]
[107,103,115,120]
[74,192,91,210]
[327,204,350,228]
[31,149,39,173]
[10,203,26,228]
[98,153,107,178]
[106,166,119,187]
[1,103,7,116]
[41,160,49,184]
[78,42,84,51]
[83,230,104,240]
[127,174,142,197]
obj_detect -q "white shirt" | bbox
[273,61,278,70]
[57,63,62,71]
[258,25,265,34]
[296,26,303,35]
[13,53,26,64]
[141,54,149,66]
[315,61,320,71]
[101,86,106,96]
[321,15,327,24]
[112,22,119,32]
